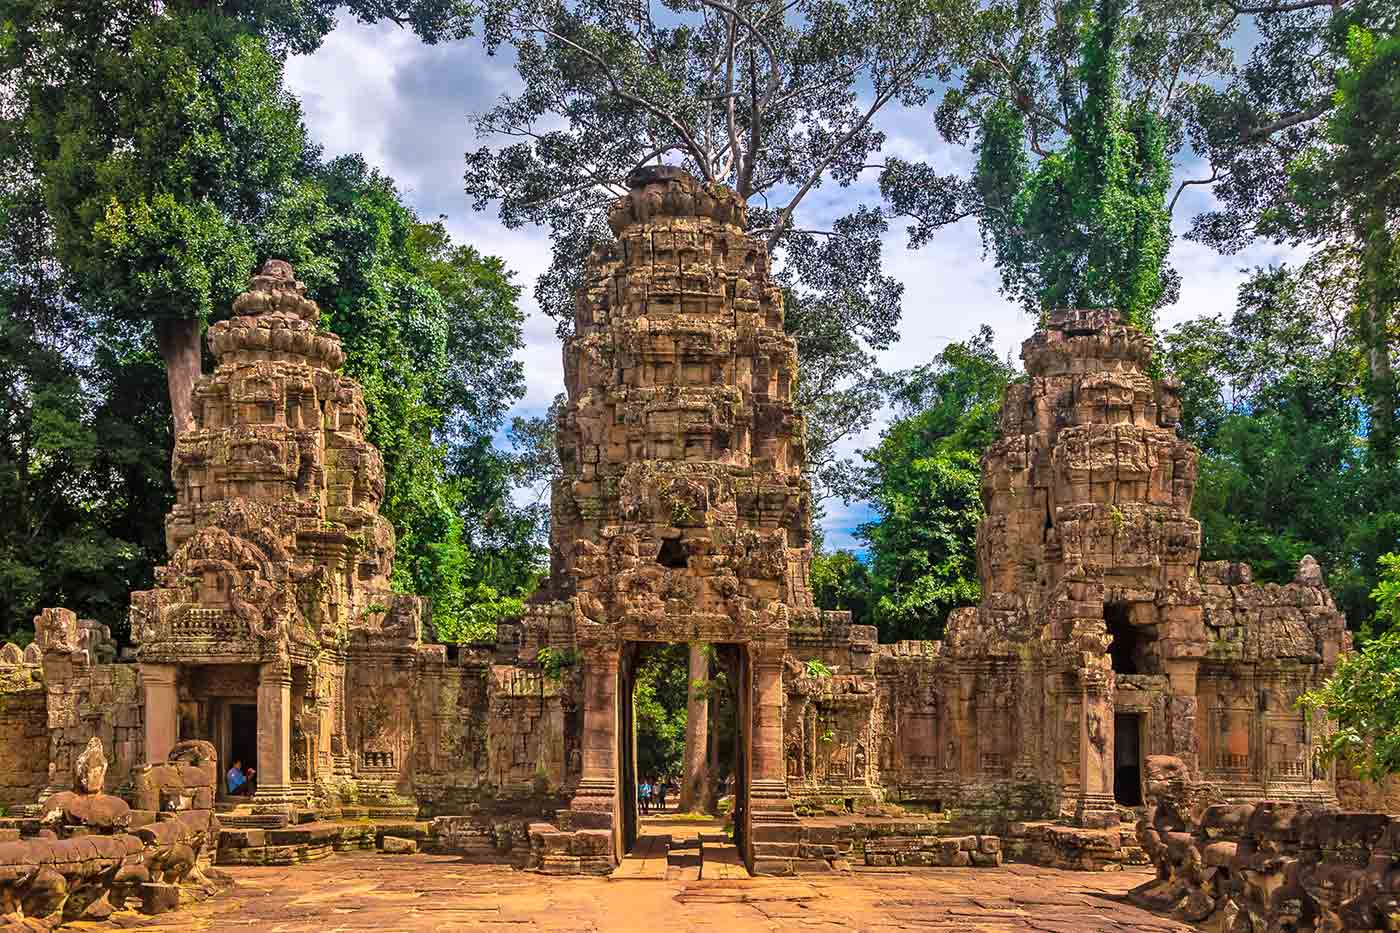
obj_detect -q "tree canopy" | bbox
[0,0,544,643]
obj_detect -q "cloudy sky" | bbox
[284,17,1301,551]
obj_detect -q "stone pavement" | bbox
[87,852,1201,932]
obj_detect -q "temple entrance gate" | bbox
[616,642,752,858]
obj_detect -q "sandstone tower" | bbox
[130,261,427,812]
[935,309,1348,822]
[545,165,840,863]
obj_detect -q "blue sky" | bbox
[284,16,1304,552]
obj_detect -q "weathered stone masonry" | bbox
[0,167,1391,928]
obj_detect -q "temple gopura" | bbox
[0,167,1353,879]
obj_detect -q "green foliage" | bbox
[811,549,873,626]
[1283,13,1400,463]
[972,0,1171,329]
[0,167,172,641]
[849,326,1014,641]
[537,646,581,681]
[632,645,689,781]
[881,0,1233,328]
[1161,261,1400,630]
[1300,554,1400,781]
[804,659,835,678]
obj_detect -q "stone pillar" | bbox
[569,646,621,857]
[1163,658,1200,775]
[141,663,179,768]
[1074,662,1118,827]
[749,644,798,875]
[253,659,294,808]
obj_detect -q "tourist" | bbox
[639,779,652,813]
[242,766,256,797]
[227,759,247,796]
[655,778,668,812]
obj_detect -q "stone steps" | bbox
[612,832,671,879]
[699,833,750,880]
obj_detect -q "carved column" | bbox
[254,659,294,806]
[1074,660,1118,827]
[141,663,179,768]
[749,642,798,875]
[569,645,621,855]
[1163,657,1201,775]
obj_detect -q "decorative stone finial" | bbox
[33,607,79,654]
[607,166,748,234]
[1295,554,1325,587]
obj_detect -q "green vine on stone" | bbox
[805,659,835,678]
[537,646,580,681]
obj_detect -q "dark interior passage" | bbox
[1106,603,1141,675]
[228,703,257,792]
[1113,713,1143,806]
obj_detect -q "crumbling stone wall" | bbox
[0,739,226,927]
[0,647,46,807]
[1133,755,1400,931]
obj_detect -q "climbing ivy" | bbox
[972,0,1173,331]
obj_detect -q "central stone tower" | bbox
[549,166,826,865]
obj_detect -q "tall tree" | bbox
[1284,11,1400,462]
[466,0,966,499]
[1180,0,1397,463]
[2,0,476,438]
[1160,260,1398,629]
[851,326,1014,641]
[880,0,1240,328]
[0,178,173,641]
[680,644,712,813]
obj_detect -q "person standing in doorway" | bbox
[655,778,668,812]
[640,779,652,814]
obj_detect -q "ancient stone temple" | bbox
[0,171,1367,902]
[128,260,430,815]
[864,309,1351,825]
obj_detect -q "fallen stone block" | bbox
[381,836,417,854]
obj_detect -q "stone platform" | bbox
[103,850,1199,931]
[216,819,433,866]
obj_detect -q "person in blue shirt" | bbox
[227,760,247,796]
[639,780,652,813]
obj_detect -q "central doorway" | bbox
[617,641,752,872]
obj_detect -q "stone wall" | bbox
[1336,763,1400,815]
[3,613,144,805]
[0,649,47,807]
[1133,756,1400,931]
[0,739,227,927]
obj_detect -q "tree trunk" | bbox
[154,317,202,439]
[1360,218,1396,465]
[680,642,710,812]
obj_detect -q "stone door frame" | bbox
[615,640,753,857]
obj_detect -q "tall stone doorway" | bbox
[617,641,753,865]
[228,703,257,782]
[1113,712,1144,806]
